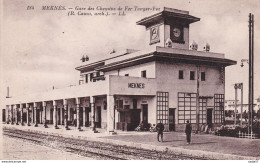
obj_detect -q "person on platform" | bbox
[185,120,192,144]
[156,121,164,142]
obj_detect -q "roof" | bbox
[136,7,200,27]
[76,46,236,73]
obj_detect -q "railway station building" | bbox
[2,7,236,133]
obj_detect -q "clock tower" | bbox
[137,7,200,50]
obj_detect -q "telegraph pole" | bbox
[248,13,254,134]
[240,83,243,127]
[234,85,237,125]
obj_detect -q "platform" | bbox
[1,123,259,160]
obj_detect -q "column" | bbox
[6,105,9,124]
[63,99,69,130]
[39,109,42,124]
[53,101,59,129]
[15,105,19,125]
[60,108,63,125]
[43,102,48,128]
[31,103,34,123]
[26,103,30,126]
[31,104,34,124]
[76,98,81,131]
[34,103,38,127]
[13,105,16,125]
[20,104,24,126]
[107,95,115,133]
[11,105,14,125]
[90,96,96,131]
[83,107,86,127]
[68,107,71,122]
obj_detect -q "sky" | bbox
[0,0,260,108]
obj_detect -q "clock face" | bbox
[151,27,159,40]
[173,27,181,38]
[150,26,160,44]
[170,26,184,43]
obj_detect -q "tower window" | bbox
[125,74,129,76]
[190,71,195,80]
[141,70,146,78]
[179,70,184,79]
[201,72,206,81]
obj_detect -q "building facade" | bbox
[2,7,236,132]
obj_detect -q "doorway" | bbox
[57,108,60,125]
[79,107,83,126]
[96,106,101,128]
[2,109,5,122]
[50,108,53,124]
[86,107,91,127]
[169,108,176,131]
[207,108,213,126]
[142,104,148,123]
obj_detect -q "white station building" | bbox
[2,7,236,132]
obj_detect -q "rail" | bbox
[3,127,210,160]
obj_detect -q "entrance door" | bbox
[50,108,53,124]
[2,109,5,122]
[57,108,60,125]
[142,104,148,123]
[36,109,40,123]
[169,108,176,131]
[79,107,83,126]
[97,106,101,128]
[86,107,90,127]
[207,108,213,126]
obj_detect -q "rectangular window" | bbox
[199,98,207,124]
[214,94,224,123]
[96,71,100,77]
[178,92,197,124]
[141,70,146,78]
[190,71,195,80]
[201,72,205,81]
[179,70,184,79]
[90,73,93,82]
[156,92,169,124]
[85,74,88,83]
[116,100,123,109]
[125,74,129,76]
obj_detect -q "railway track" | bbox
[3,127,209,160]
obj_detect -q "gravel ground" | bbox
[1,136,92,160]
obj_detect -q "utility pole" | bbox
[234,85,237,125]
[248,13,254,134]
[240,83,243,127]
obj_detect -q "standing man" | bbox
[156,120,164,142]
[185,120,192,144]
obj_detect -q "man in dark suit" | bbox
[185,120,192,144]
[156,121,164,142]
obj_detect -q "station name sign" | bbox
[128,83,145,89]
